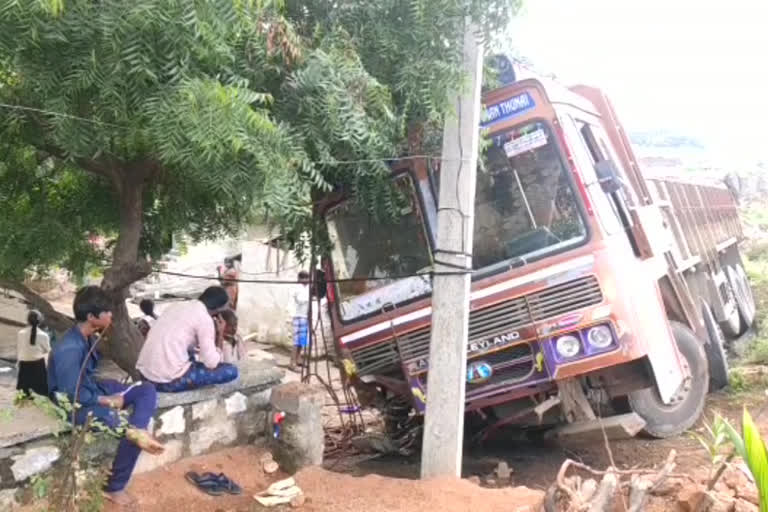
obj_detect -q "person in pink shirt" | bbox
[136,286,238,392]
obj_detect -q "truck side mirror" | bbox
[594,160,622,194]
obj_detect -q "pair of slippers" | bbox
[185,471,242,496]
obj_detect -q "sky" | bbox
[507,0,768,163]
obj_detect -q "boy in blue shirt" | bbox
[48,286,164,508]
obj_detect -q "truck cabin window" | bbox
[325,177,433,321]
[474,120,588,269]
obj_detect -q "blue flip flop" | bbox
[197,472,243,495]
[185,472,228,496]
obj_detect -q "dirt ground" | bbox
[330,389,764,485]
[94,386,765,512]
[104,446,284,512]
[105,445,543,512]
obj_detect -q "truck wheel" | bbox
[628,322,708,438]
[702,304,729,391]
[720,287,743,339]
[728,264,756,331]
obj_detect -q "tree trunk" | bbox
[0,279,74,333]
[100,174,150,378]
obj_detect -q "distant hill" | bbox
[629,130,706,151]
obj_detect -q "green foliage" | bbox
[0,0,523,282]
[729,368,749,393]
[0,144,111,282]
[690,413,732,470]
[30,474,52,500]
[695,409,768,511]
[746,245,768,364]
[18,389,128,511]
[720,409,768,512]
[744,205,768,232]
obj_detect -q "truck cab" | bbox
[319,57,752,440]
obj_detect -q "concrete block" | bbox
[268,383,324,472]
[134,439,184,474]
[225,392,248,416]
[549,413,646,444]
[270,382,325,417]
[236,410,267,442]
[158,406,186,436]
[189,418,237,456]
[11,446,60,482]
[156,359,283,409]
[191,399,219,421]
[0,405,64,449]
[248,389,271,410]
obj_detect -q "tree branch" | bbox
[0,279,74,333]
[101,260,153,294]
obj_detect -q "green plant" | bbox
[729,369,749,393]
[30,475,52,500]
[718,409,768,512]
[690,413,733,479]
[744,246,768,364]
[16,389,128,511]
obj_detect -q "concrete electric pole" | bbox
[420,21,484,479]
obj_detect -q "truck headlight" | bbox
[587,325,613,349]
[555,334,581,358]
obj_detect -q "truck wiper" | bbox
[509,256,527,269]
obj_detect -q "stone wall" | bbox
[0,360,283,510]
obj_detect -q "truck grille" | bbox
[349,275,602,376]
[397,275,602,365]
[466,343,534,393]
[348,341,400,375]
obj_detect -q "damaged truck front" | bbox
[319,58,754,441]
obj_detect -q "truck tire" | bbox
[728,264,756,331]
[628,321,708,438]
[702,304,729,391]
[720,290,742,340]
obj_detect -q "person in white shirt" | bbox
[16,309,51,396]
[289,271,310,371]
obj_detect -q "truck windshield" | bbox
[326,177,433,322]
[473,120,588,270]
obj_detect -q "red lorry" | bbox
[319,57,756,440]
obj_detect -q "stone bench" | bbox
[0,359,284,508]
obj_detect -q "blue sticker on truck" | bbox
[481,91,535,127]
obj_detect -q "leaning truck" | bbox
[317,56,756,440]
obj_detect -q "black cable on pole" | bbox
[152,267,472,284]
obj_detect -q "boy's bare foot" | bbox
[103,490,138,510]
[126,428,165,455]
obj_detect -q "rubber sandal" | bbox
[200,472,242,495]
[186,472,220,485]
[185,472,227,496]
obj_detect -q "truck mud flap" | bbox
[545,413,647,444]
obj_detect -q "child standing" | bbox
[289,271,310,371]
[16,310,50,397]
[220,309,246,364]
[217,255,241,310]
